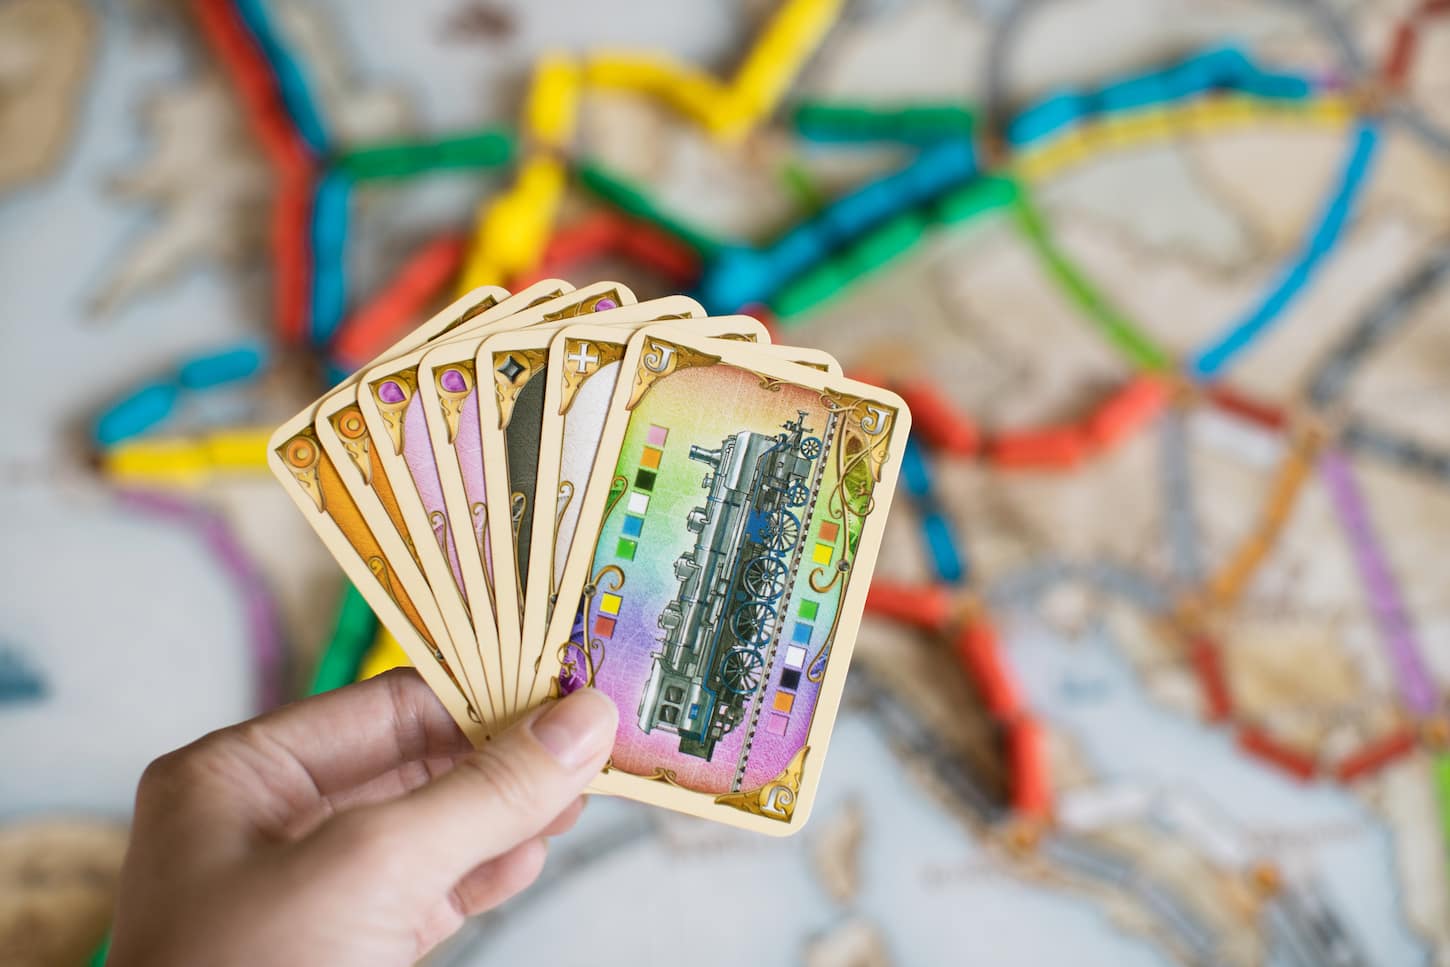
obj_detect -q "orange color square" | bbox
[772,690,795,713]
[640,447,663,469]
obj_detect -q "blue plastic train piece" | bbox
[310,172,352,345]
[1173,46,1255,92]
[94,341,274,446]
[699,139,978,311]
[1006,91,1085,147]
[94,383,179,447]
[923,511,966,583]
[1096,71,1176,114]
[905,138,976,198]
[1192,122,1379,379]
[177,343,267,389]
[232,0,329,155]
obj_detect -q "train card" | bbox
[266,283,514,743]
[344,280,588,721]
[520,314,769,684]
[409,280,587,715]
[435,284,640,707]
[518,323,851,710]
[318,283,573,725]
[269,409,484,742]
[474,297,710,714]
[535,327,910,834]
[516,337,838,710]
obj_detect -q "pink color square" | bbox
[646,425,669,446]
[765,712,790,736]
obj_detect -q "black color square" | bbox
[780,669,802,690]
[635,469,657,492]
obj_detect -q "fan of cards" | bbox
[269,280,910,834]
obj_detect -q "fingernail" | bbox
[530,689,617,770]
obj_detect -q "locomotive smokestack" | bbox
[689,445,722,467]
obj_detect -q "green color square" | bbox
[615,538,638,561]
[798,599,818,620]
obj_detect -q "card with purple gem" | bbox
[368,279,635,719]
[536,326,911,834]
[468,296,720,719]
[316,282,578,723]
[269,283,511,743]
[410,280,582,715]
[350,281,622,723]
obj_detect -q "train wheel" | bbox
[785,481,810,507]
[730,601,777,645]
[720,647,765,694]
[763,508,801,552]
[743,555,789,599]
[798,437,822,459]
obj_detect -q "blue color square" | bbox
[792,623,813,644]
[622,515,644,538]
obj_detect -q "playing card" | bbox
[516,332,839,707]
[402,280,591,717]
[476,298,708,710]
[267,284,511,742]
[340,280,594,721]
[391,282,628,717]
[535,327,910,833]
[516,316,780,705]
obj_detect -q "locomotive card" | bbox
[536,327,910,834]
[267,283,514,743]
[518,324,849,709]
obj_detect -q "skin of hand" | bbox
[105,669,618,967]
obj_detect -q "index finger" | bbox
[211,668,472,800]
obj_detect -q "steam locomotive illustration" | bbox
[636,412,823,760]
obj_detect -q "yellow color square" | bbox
[600,593,622,616]
[811,542,833,565]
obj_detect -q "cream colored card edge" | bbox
[405,279,582,660]
[313,389,494,722]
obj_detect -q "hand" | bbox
[106,669,617,967]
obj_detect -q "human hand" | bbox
[106,669,617,966]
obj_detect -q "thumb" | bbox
[312,688,616,890]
